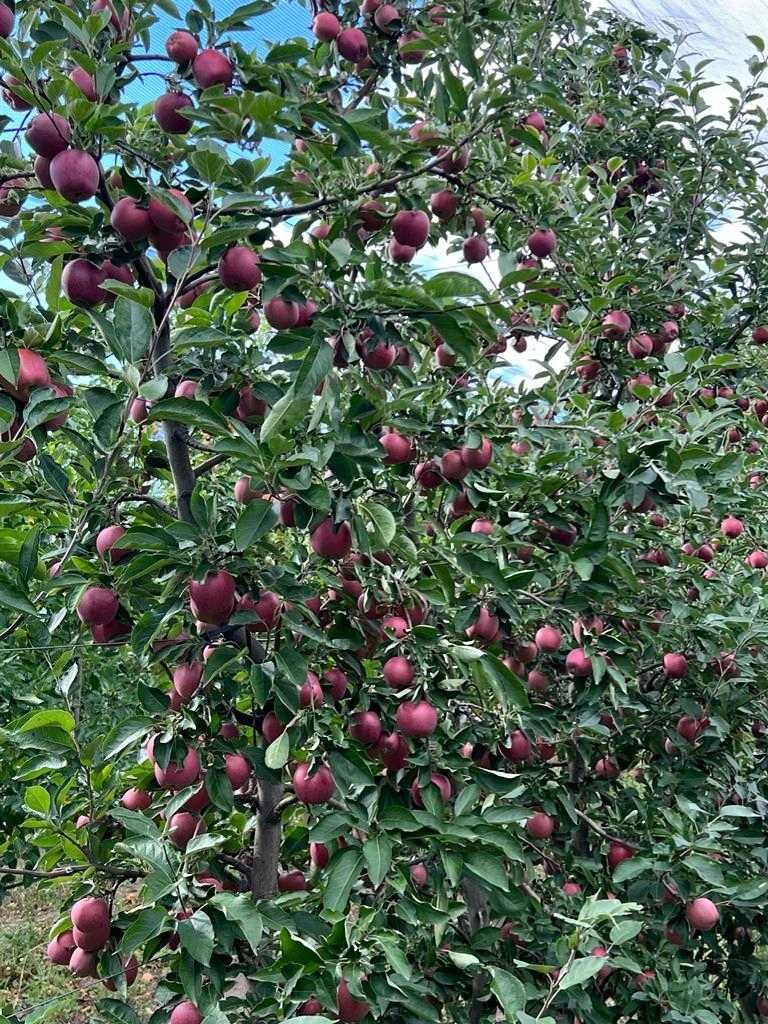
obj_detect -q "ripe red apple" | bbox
[193,48,233,89]
[440,449,468,480]
[466,606,500,643]
[662,652,688,678]
[168,811,205,850]
[121,788,152,811]
[595,757,620,780]
[463,235,489,264]
[430,189,458,220]
[375,731,410,771]
[154,747,201,790]
[383,655,414,688]
[389,238,416,263]
[169,1002,203,1024]
[34,156,54,189]
[358,198,385,231]
[396,699,438,737]
[676,715,703,743]
[0,347,50,399]
[25,112,71,158]
[359,338,396,369]
[602,309,631,339]
[95,524,128,563]
[627,333,654,358]
[753,325,768,344]
[410,862,428,887]
[189,570,236,624]
[219,245,261,290]
[350,710,382,744]
[310,518,352,559]
[72,924,110,951]
[337,979,370,1023]
[299,671,324,708]
[261,712,285,743]
[62,258,108,307]
[563,647,591,677]
[47,930,76,965]
[410,772,452,806]
[0,2,13,36]
[312,11,341,40]
[69,948,98,977]
[526,811,554,839]
[607,841,633,871]
[309,842,329,869]
[264,296,300,329]
[110,196,152,240]
[460,437,493,469]
[70,895,110,935]
[173,661,203,701]
[148,188,192,234]
[278,869,307,892]
[77,586,118,626]
[224,753,250,790]
[534,625,561,653]
[373,3,400,30]
[686,897,719,931]
[293,763,336,804]
[748,550,768,568]
[392,209,430,249]
[166,29,199,63]
[528,228,556,257]
[380,429,413,464]
[323,667,348,701]
[69,66,97,100]
[562,880,581,897]
[500,730,532,762]
[720,515,743,538]
[336,27,369,61]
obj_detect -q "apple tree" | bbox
[2,0,768,1022]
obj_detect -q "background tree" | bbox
[1,1,768,1022]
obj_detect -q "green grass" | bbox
[0,885,158,1023]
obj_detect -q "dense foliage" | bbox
[1,0,768,1022]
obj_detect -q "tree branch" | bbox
[250,779,284,899]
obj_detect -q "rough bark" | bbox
[250,780,284,899]
[153,310,196,524]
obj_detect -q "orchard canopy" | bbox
[3,0,768,1021]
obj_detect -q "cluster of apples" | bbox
[46,895,138,984]
[0,347,71,462]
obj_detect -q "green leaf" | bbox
[120,907,168,955]
[464,851,508,891]
[376,935,412,979]
[260,390,309,443]
[0,579,37,615]
[24,785,50,815]
[96,998,142,1024]
[323,849,363,912]
[210,893,263,952]
[178,910,215,965]
[18,526,40,585]
[146,398,229,435]
[99,718,153,764]
[293,342,334,399]
[234,498,278,550]
[490,967,527,1018]
[264,730,290,769]
[609,919,643,944]
[558,956,605,990]
[362,835,392,888]
[112,297,154,364]
[366,502,396,546]
[17,709,75,734]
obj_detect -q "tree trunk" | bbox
[251,780,284,898]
